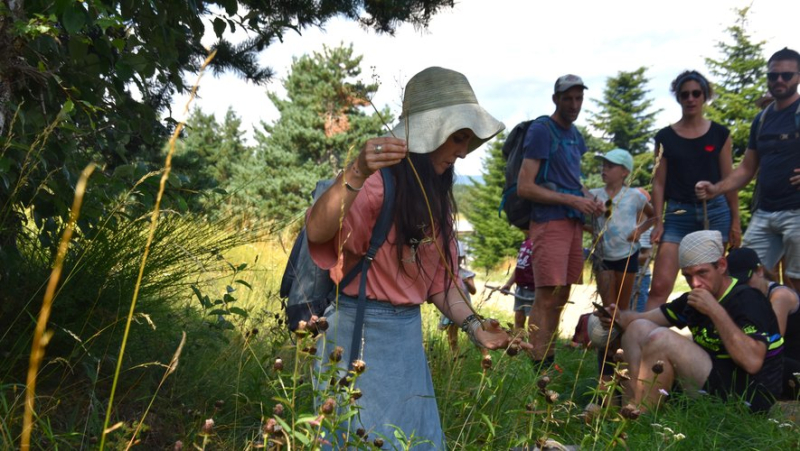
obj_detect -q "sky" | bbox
[171,0,800,176]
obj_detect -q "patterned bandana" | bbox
[679,230,724,268]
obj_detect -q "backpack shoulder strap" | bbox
[347,167,395,365]
[795,100,800,129]
[531,116,562,182]
[756,102,773,141]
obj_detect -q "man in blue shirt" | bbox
[518,75,603,368]
[696,47,800,292]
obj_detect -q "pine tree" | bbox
[247,44,392,226]
[172,108,254,219]
[462,133,525,270]
[704,6,766,226]
[705,7,767,157]
[588,67,662,155]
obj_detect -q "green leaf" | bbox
[236,263,247,271]
[229,307,248,317]
[212,18,226,38]
[112,164,135,179]
[234,279,252,289]
[191,285,203,301]
[223,293,236,303]
[480,413,496,436]
[209,309,228,316]
[62,4,86,34]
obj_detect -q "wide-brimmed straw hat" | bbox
[389,67,505,154]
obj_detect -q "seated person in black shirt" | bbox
[599,230,784,413]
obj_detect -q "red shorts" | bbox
[529,219,584,287]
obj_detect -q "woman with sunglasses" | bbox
[646,70,741,309]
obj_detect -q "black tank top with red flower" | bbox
[655,121,731,203]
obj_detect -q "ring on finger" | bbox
[374,144,383,154]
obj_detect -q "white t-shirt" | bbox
[590,187,648,261]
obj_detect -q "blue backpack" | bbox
[499,116,576,230]
[280,168,395,337]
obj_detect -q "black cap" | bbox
[726,247,762,283]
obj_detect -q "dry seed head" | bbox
[321,397,336,415]
[352,359,366,374]
[263,418,277,434]
[174,441,184,451]
[317,316,329,331]
[351,389,363,401]
[537,376,551,390]
[620,404,641,420]
[583,402,602,424]
[356,427,366,438]
[525,401,537,411]
[506,342,520,356]
[613,349,625,363]
[273,404,284,417]
[481,354,493,370]
[273,358,284,371]
[652,360,665,375]
[373,437,384,448]
[201,418,214,435]
[544,390,559,404]
[214,399,224,410]
[330,346,344,362]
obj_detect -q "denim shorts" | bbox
[661,197,731,244]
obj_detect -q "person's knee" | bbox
[621,319,660,346]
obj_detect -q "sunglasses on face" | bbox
[679,90,703,100]
[767,71,799,82]
[604,199,613,218]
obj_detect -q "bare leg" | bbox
[528,285,570,360]
[613,270,635,311]
[514,309,527,331]
[646,242,680,310]
[621,319,712,410]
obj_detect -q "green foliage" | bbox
[462,133,525,270]
[0,0,455,281]
[705,7,767,157]
[245,44,393,225]
[588,67,662,155]
[704,6,766,228]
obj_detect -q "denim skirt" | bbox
[315,295,444,449]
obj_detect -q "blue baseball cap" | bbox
[595,148,633,172]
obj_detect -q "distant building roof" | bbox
[456,215,473,234]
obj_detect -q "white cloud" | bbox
[172,0,800,175]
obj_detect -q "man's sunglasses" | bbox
[679,90,703,100]
[767,72,799,82]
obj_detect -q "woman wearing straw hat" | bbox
[306,67,523,448]
[647,70,741,310]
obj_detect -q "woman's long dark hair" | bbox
[390,152,457,290]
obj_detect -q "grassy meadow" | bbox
[2,219,798,450]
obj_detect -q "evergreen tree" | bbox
[172,108,254,220]
[462,133,525,270]
[705,7,767,157]
[704,6,766,226]
[588,67,662,155]
[247,44,392,225]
